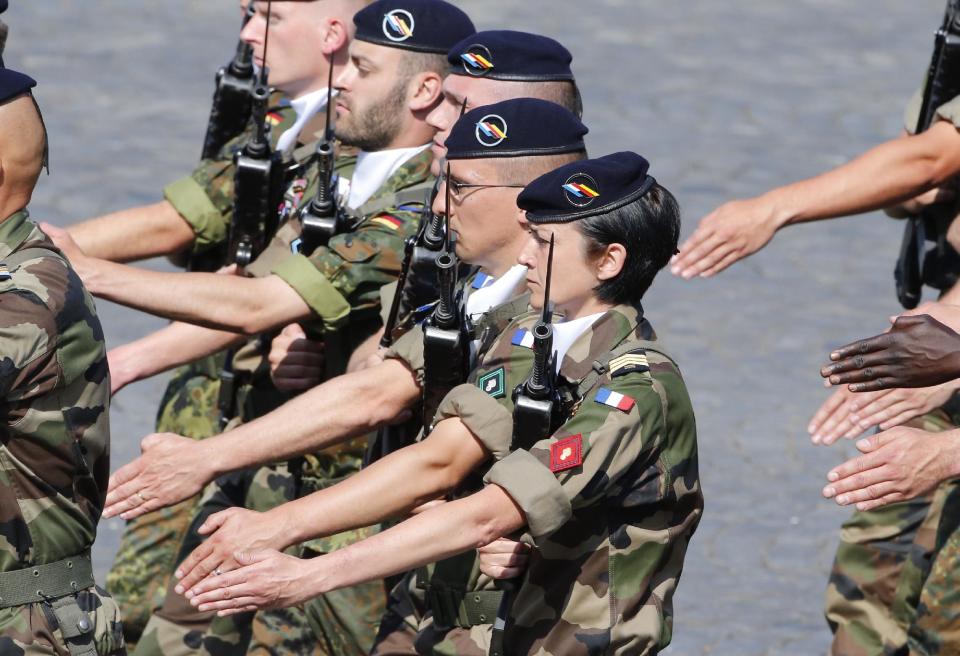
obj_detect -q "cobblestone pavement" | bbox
[2,1,949,653]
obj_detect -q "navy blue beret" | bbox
[0,68,36,104]
[0,1,7,14]
[354,0,475,54]
[445,98,587,160]
[448,30,574,82]
[518,152,657,223]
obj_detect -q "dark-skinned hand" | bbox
[820,314,960,392]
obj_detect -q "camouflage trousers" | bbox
[134,464,386,656]
[826,410,956,656]
[0,586,127,655]
[107,357,225,648]
[905,482,960,656]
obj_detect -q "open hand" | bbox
[103,433,212,519]
[175,507,291,596]
[187,549,313,616]
[670,196,784,279]
[821,314,960,391]
[822,426,960,511]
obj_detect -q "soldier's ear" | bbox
[595,243,627,282]
[407,71,443,113]
[321,18,349,57]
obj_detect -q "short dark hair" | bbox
[515,80,583,118]
[577,183,680,304]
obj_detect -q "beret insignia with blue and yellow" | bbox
[518,151,657,223]
[445,98,587,160]
[354,0,475,54]
[448,30,574,82]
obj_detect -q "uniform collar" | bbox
[0,209,35,259]
[276,87,332,155]
[347,143,431,210]
[557,301,652,383]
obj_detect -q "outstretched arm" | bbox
[103,357,422,519]
[43,223,310,334]
[173,416,490,592]
[672,120,960,278]
[183,484,525,613]
[67,201,196,263]
[109,321,245,394]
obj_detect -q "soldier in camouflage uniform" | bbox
[61,1,365,645]
[182,151,702,656]
[0,68,125,656]
[47,3,474,653]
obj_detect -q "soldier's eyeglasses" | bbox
[446,177,526,199]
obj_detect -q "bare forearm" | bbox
[277,421,488,546]
[200,359,421,477]
[82,262,306,334]
[308,486,524,595]
[69,201,196,262]
[772,122,960,227]
[110,322,245,388]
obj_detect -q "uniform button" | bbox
[77,616,91,632]
[479,614,487,622]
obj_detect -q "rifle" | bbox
[490,236,559,656]
[201,2,257,160]
[298,64,345,254]
[218,0,284,428]
[421,165,470,434]
[895,0,960,309]
[225,0,284,269]
[379,178,446,348]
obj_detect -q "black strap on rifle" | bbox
[895,0,960,309]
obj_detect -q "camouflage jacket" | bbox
[434,302,704,655]
[231,146,435,483]
[0,210,111,574]
[162,92,298,256]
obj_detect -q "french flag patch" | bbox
[595,387,635,412]
[511,328,535,349]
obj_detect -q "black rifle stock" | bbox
[895,0,960,309]
[219,1,283,428]
[491,236,558,656]
[421,167,469,433]
[201,3,256,160]
[299,65,345,254]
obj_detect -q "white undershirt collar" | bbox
[275,87,331,155]
[346,143,431,210]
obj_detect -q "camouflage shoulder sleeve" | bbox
[385,323,425,382]
[271,207,420,328]
[485,358,690,543]
[163,101,298,254]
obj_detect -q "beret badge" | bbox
[475,114,508,148]
[382,9,415,42]
[562,173,601,208]
[460,44,495,76]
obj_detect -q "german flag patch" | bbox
[266,112,284,127]
[371,214,404,231]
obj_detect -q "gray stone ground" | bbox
[2,0,949,653]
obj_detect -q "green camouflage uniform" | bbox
[419,302,703,655]
[825,89,960,656]
[106,98,299,647]
[134,147,435,656]
[0,209,125,655]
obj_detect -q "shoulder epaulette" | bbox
[609,350,650,378]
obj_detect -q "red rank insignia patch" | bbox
[550,435,583,473]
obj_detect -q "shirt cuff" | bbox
[163,176,227,252]
[272,255,351,329]
[384,326,425,384]
[484,449,571,543]
[434,384,513,460]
